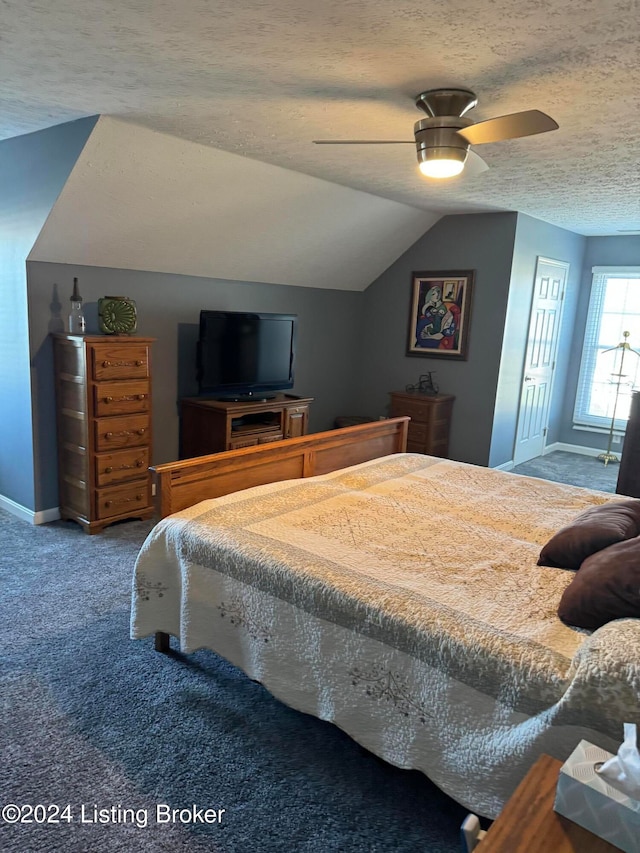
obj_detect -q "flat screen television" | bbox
[197,310,298,400]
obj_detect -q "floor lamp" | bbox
[597,331,640,465]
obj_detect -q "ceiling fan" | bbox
[313,88,559,179]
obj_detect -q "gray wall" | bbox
[10,118,640,518]
[488,214,587,467]
[356,212,518,466]
[0,118,96,510]
[557,235,640,450]
[27,262,363,512]
[29,230,640,516]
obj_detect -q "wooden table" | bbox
[480,754,620,852]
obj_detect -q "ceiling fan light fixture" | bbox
[417,147,467,178]
[313,87,557,182]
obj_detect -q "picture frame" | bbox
[406,270,474,360]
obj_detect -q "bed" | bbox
[130,418,640,818]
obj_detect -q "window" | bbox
[574,267,640,430]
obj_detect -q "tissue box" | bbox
[554,740,640,853]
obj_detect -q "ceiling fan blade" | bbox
[313,139,414,144]
[464,149,490,176]
[457,110,558,145]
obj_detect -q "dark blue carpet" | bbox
[0,509,467,852]
[511,450,618,492]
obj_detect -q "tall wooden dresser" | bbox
[53,334,156,533]
[388,390,455,457]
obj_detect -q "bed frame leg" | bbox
[154,631,170,653]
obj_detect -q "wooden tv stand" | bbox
[180,394,314,458]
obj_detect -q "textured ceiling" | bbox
[2,0,640,236]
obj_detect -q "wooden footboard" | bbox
[151,416,409,518]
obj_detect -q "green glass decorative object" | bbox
[98,296,137,335]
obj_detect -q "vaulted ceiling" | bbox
[3,0,640,236]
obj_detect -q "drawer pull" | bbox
[103,394,146,404]
[101,359,145,368]
[103,460,144,474]
[105,494,144,508]
[104,429,145,439]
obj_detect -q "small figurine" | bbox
[405,372,439,395]
[418,373,439,395]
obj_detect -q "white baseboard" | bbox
[493,442,608,471]
[35,506,61,524]
[543,442,608,459]
[0,494,60,525]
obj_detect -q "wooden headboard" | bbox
[151,416,409,518]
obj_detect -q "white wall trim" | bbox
[592,266,640,275]
[0,494,60,525]
[493,441,607,471]
[34,506,61,524]
[543,441,605,458]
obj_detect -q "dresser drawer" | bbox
[90,345,150,381]
[96,480,151,520]
[228,436,260,449]
[94,381,150,416]
[94,414,150,451]
[59,378,87,415]
[407,422,427,444]
[58,411,88,448]
[95,447,150,486]
[258,432,284,444]
[389,398,433,423]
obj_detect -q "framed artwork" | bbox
[407,270,474,359]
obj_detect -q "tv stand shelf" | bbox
[232,422,280,435]
[180,394,314,457]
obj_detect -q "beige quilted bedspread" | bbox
[140,453,640,740]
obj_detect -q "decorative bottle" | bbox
[68,277,86,334]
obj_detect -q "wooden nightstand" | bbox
[388,390,454,456]
[477,754,619,852]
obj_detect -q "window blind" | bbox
[573,268,640,430]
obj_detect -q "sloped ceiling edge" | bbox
[29,116,439,291]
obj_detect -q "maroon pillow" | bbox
[538,500,640,569]
[558,537,640,629]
